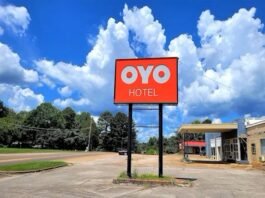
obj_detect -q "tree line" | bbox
[0,100,136,151]
[0,100,209,153]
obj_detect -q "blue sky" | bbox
[0,0,265,141]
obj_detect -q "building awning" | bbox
[184,141,206,147]
[178,123,237,134]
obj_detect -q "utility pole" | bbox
[86,116,93,152]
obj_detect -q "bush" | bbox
[145,148,157,155]
[164,146,179,154]
[132,169,138,178]
[118,171,128,178]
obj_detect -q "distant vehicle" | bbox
[118,150,127,155]
[32,145,42,149]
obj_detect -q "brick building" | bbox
[247,120,265,164]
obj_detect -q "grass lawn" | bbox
[0,148,69,154]
[118,171,172,180]
[0,160,67,171]
[116,171,192,187]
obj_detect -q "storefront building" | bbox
[247,120,265,165]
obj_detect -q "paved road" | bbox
[0,153,264,197]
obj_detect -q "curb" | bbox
[0,164,68,174]
[113,178,192,187]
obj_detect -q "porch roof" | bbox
[178,123,237,134]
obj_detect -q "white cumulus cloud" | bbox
[181,7,265,117]
[123,4,166,56]
[58,86,72,97]
[0,42,39,83]
[167,34,203,87]
[36,17,135,113]
[0,83,44,111]
[53,98,90,109]
[33,5,265,124]
[212,118,222,124]
[0,4,30,35]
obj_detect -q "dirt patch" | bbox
[252,163,265,171]
[130,154,252,170]
[0,152,253,170]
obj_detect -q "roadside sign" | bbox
[114,57,178,104]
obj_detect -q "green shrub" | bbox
[145,148,157,155]
[132,169,138,178]
[118,171,128,178]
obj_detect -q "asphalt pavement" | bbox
[0,152,264,197]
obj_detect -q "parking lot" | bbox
[0,152,264,197]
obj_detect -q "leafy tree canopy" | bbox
[62,107,76,129]
[25,103,65,128]
[0,100,9,118]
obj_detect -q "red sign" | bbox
[114,57,178,104]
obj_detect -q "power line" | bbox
[8,123,92,132]
[202,73,233,90]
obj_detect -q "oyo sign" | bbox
[114,57,178,104]
[121,65,170,84]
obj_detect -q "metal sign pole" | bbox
[127,103,133,178]
[158,103,163,177]
[183,132,185,159]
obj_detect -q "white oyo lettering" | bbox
[153,65,170,84]
[137,65,153,84]
[121,64,170,84]
[121,66,138,84]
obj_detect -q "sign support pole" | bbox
[158,103,163,177]
[183,132,185,159]
[127,103,132,178]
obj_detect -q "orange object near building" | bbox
[114,57,178,104]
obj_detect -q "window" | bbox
[261,139,265,155]
[251,144,256,155]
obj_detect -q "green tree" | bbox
[64,129,86,150]
[141,136,158,155]
[0,107,27,147]
[24,103,65,147]
[164,135,179,153]
[189,119,211,141]
[98,111,113,133]
[62,107,76,129]
[76,112,98,150]
[110,112,136,152]
[14,111,31,147]
[147,136,158,148]
[191,120,201,124]
[110,112,128,151]
[135,141,147,154]
[202,119,212,124]
[97,111,113,150]
[25,103,65,128]
[0,100,9,118]
[98,111,136,152]
[0,115,19,146]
